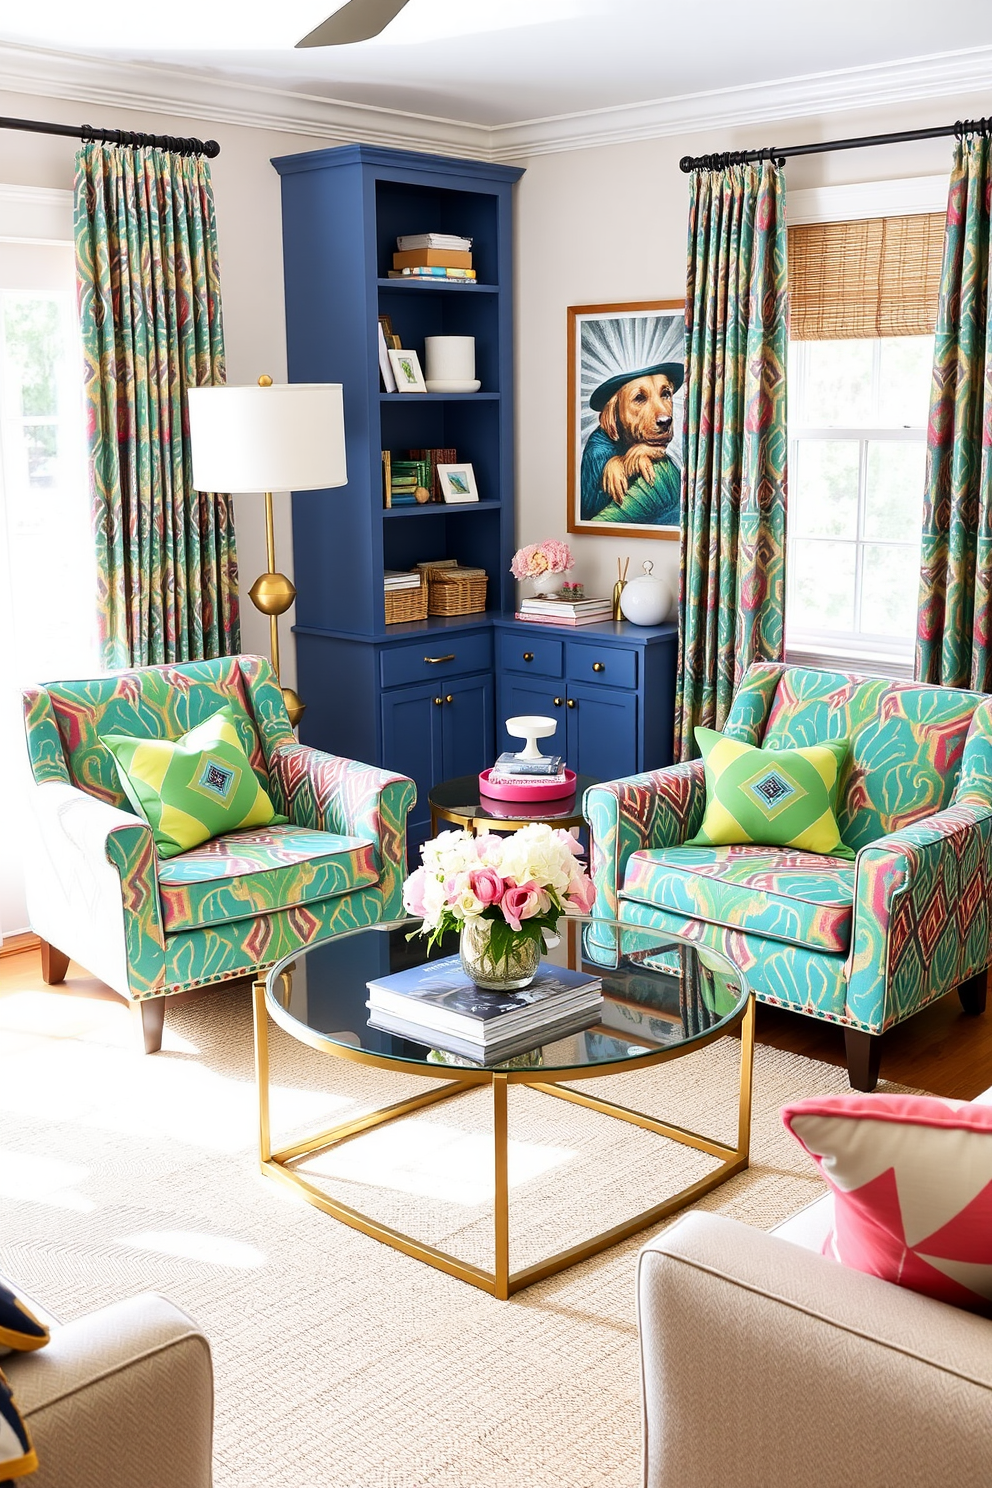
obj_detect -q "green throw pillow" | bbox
[686,726,853,859]
[102,704,285,859]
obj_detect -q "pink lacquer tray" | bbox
[478,767,577,803]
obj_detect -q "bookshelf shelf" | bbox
[274,143,523,848]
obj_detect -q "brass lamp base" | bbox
[249,571,297,616]
[281,687,305,729]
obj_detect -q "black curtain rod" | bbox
[679,114,991,173]
[0,113,220,158]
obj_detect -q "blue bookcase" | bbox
[273,145,523,846]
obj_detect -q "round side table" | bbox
[427,771,598,835]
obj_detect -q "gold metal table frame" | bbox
[252,978,755,1302]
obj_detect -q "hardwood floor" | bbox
[3,946,992,1098]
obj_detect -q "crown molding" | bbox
[0,38,989,165]
[0,40,489,158]
[0,179,73,241]
[486,44,992,160]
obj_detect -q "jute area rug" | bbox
[0,984,915,1488]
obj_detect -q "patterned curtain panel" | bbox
[75,143,240,670]
[916,133,992,691]
[674,160,788,762]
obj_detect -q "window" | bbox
[785,208,942,676]
[0,212,95,935]
[786,335,931,672]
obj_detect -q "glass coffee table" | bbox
[253,916,754,1300]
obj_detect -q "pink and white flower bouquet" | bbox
[510,539,574,583]
[402,822,596,970]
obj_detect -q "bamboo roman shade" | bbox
[789,212,944,339]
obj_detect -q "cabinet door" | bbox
[381,682,443,838]
[497,675,566,758]
[566,682,638,781]
[441,675,495,779]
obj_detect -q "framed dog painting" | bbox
[567,300,685,540]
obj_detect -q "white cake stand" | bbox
[505,715,558,760]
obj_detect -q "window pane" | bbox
[792,439,860,538]
[877,336,933,427]
[3,297,62,416]
[798,339,873,426]
[860,544,920,638]
[790,539,856,632]
[864,441,926,542]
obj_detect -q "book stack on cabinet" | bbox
[388,232,476,282]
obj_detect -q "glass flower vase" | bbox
[459,917,541,991]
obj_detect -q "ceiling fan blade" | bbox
[296,0,412,46]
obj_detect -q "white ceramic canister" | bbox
[424,336,475,383]
[619,560,672,626]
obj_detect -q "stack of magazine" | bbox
[366,956,603,1065]
[488,751,566,785]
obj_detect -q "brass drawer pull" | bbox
[553,697,564,707]
[523,652,534,661]
[425,654,455,664]
[592,662,605,672]
[567,698,577,708]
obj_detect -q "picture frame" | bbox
[388,348,427,393]
[437,462,479,504]
[567,299,685,541]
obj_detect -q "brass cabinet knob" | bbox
[553,697,564,707]
[592,662,605,672]
[523,652,534,662]
[445,694,453,704]
[433,696,444,705]
[567,698,577,708]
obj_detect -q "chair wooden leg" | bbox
[40,940,70,985]
[957,969,989,1016]
[132,998,165,1055]
[844,1028,882,1092]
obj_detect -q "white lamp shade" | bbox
[187,383,347,493]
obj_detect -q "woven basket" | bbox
[425,566,488,617]
[384,576,428,624]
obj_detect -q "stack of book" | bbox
[489,751,566,785]
[382,451,431,507]
[387,232,476,283]
[366,956,603,1064]
[515,595,613,627]
[384,570,422,593]
[409,446,456,503]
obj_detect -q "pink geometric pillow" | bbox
[782,1093,992,1316]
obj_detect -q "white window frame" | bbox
[784,175,947,680]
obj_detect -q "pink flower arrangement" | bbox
[510,540,574,581]
[402,822,596,957]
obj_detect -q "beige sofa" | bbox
[3,1290,213,1488]
[637,1087,992,1488]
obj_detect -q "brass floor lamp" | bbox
[187,377,347,727]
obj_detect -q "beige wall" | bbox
[511,89,990,612]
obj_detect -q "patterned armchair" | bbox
[585,663,992,1090]
[21,655,415,1052]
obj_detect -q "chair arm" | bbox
[584,762,706,923]
[23,781,167,1000]
[638,1212,992,1488]
[270,744,416,919]
[5,1293,212,1488]
[846,802,992,1031]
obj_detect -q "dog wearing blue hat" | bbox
[579,360,683,525]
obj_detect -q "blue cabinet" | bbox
[494,617,677,782]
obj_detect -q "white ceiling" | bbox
[3,1,992,128]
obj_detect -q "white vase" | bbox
[619,560,672,626]
[424,336,475,382]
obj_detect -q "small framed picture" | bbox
[437,462,479,504]
[387,348,427,393]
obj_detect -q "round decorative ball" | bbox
[619,560,672,626]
